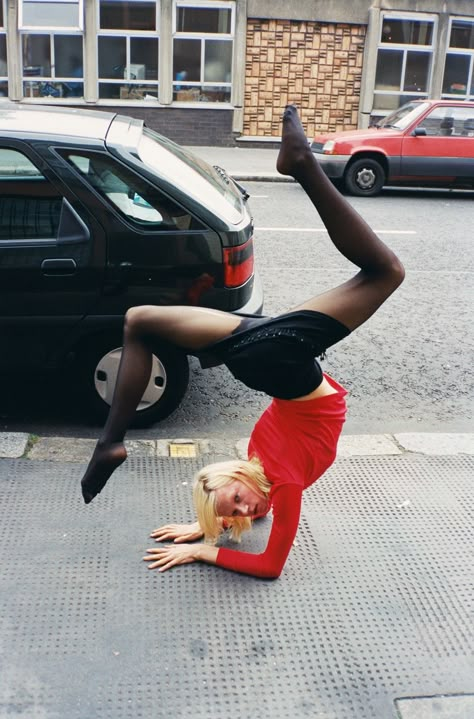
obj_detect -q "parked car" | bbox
[0,102,263,426]
[312,99,474,196]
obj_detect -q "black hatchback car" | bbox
[0,102,263,426]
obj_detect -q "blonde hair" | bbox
[193,456,270,544]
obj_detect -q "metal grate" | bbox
[0,454,473,718]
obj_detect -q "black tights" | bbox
[80,105,405,503]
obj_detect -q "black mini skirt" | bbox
[193,310,350,400]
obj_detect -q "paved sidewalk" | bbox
[1,447,473,718]
[185,144,285,181]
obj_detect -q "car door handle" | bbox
[41,258,77,276]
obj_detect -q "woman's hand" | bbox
[143,543,219,572]
[150,521,204,544]
[143,544,198,572]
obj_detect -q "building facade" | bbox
[1,0,473,144]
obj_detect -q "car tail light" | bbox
[223,237,254,288]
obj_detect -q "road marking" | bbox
[256,227,416,234]
[249,195,269,198]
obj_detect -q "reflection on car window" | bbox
[64,151,200,231]
[0,148,62,241]
[418,106,474,136]
[378,101,429,130]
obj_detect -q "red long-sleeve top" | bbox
[216,374,347,578]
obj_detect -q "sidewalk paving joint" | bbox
[0,431,472,461]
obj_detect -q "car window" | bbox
[417,106,474,136]
[378,101,430,130]
[63,151,202,231]
[136,129,244,224]
[0,148,62,241]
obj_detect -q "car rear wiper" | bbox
[213,165,250,201]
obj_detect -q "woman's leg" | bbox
[81,305,241,503]
[277,106,405,330]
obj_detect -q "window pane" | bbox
[450,20,474,50]
[54,35,83,96]
[173,84,230,102]
[65,151,194,230]
[98,36,126,79]
[100,1,156,31]
[22,1,80,28]
[375,49,402,90]
[130,37,158,80]
[0,4,3,26]
[0,35,7,77]
[442,53,470,94]
[404,51,430,92]
[23,35,51,76]
[177,7,231,34]
[54,35,82,76]
[99,83,158,100]
[204,39,231,82]
[381,19,433,46]
[0,149,62,241]
[173,38,201,81]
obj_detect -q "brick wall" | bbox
[244,19,366,138]
[70,106,235,145]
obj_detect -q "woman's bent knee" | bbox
[124,305,160,337]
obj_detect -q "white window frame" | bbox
[441,16,474,101]
[172,0,235,105]
[96,0,160,103]
[374,12,437,113]
[173,0,235,35]
[19,0,84,32]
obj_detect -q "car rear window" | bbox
[136,128,244,225]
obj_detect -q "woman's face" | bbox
[214,479,268,518]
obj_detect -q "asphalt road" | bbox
[1,183,473,440]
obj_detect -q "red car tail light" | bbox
[223,237,254,288]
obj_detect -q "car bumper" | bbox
[238,268,264,315]
[312,152,350,179]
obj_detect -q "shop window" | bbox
[98,0,159,101]
[22,33,84,98]
[19,0,83,30]
[442,19,474,100]
[173,1,234,103]
[373,14,436,112]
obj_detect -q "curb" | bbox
[231,172,294,183]
[0,432,473,462]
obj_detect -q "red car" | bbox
[312,100,474,196]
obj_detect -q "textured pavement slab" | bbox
[1,452,473,719]
[395,694,474,718]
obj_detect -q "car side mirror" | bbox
[57,198,90,245]
[412,127,427,137]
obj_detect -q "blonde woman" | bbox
[81,106,404,577]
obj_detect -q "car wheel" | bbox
[78,335,189,427]
[344,158,385,197]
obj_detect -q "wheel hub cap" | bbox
[356,168,376,190]
[94,348,167,411]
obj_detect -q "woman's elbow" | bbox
[259,560,285,579]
